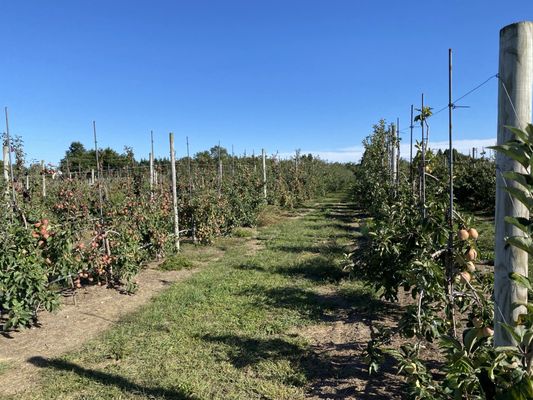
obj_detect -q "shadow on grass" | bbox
[239,283,395,324]
[275,256,348,283]
[235,255,348,284]
[199,333,391,391]
[201,333,320,371]
[233,195,405,397]
[28,356,197,400]
[272,243,347,258]
[200,329,404,399]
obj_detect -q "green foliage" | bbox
[414,106,433,123]
[4,194,370,400]
[159,253,195,271]
[1,139,354,330]
[60,141,134,171]
[353,119,397,216]
[0,201,60,329]
[351,119,533,399]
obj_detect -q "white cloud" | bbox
[401,138,496,158]
[278,148,363,163]
[278,138,496,163]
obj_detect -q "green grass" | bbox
[231,227,255,238]
[14,193,374,400]
[159,253,196,271]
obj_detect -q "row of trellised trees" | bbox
[351,21,533,399]
[0,132,354,331]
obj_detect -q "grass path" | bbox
[6,193,400,399]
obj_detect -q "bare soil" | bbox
[297,201,420,399]
[298,279,406,399]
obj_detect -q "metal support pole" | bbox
[420,94,426,219]
[447,48,456,337]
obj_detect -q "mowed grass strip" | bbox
[15,193,372,400]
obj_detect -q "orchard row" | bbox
[0,141,353,330]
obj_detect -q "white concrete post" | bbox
[494,21,533,346]
[149,151,154,196]
[150,130,154,197]
[262,148,267,201]
[391,124,397,186]
[169,132,180,252]
[41,160,46,197]
[2,145,9,181]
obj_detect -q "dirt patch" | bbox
[302,323,402,399]
[298,285,446,400]
[298,287,405,399]
[244,236,264,256]
[287,199,408,399]
[0,263,199,396]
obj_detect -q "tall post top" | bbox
[500,21,533,36]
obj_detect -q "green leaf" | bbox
[509,272,532,290]
[497,376,533,400]
[525,124,533,136]
[440,335,462,351]
[505,126,529,143]
[506,236,533,255]
[504,216,533,234]
[502,171,533,189]
[463,328,479,354]
[501,323,522,343]
[494,345,519,353]
[491,143,530,169]
[503,186,533,209]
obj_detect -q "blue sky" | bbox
[1,0,531,163]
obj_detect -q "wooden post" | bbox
[252,150,256,174]
[186,136,196,243]
[396,118,400,186]
[4,108,16,207]
[262,148,267,201]
[231,144,235,179]
[410,105,414,192]
[91,169,95,185]
[494,21,533,346]
[391,123,397,186]
[149,152,154,194]
[150,130,154,197]
[385,126,391,175]
[41,160,46,197]
[93,121,104,219]
[217,141,222,197]
[169,133,180,252]
[420,94,426,219]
